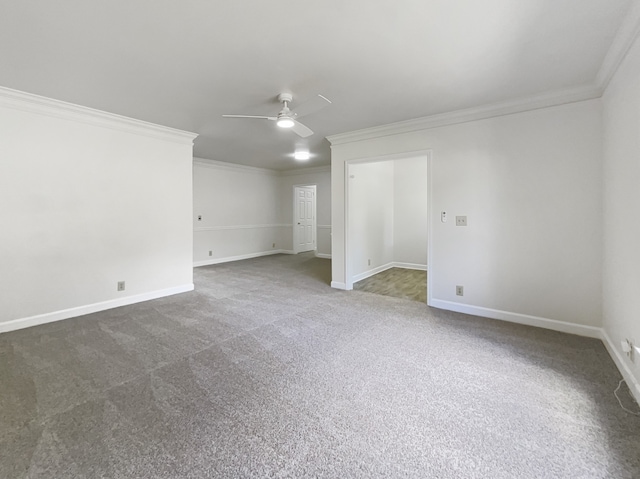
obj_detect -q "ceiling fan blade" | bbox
[290,120,314,138]
[222,115,276,120]
[291,94,331,119]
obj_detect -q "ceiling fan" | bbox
[222,93,331,138]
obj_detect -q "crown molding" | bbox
[279,165,331,176]
[193,157,280,176]
[597,0,640,90]
[194,157,331,176]
[326,0,640,148]
[327,84,602,146]
[0,86,197,145]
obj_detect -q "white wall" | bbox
[278,167,332,257]
[602,31,640,399]
[193,159,282,265]
[0,88,196,331]
[394,156,429,267]
[349,161,395,279]
[331,100,603,332]
[193,160,331,265]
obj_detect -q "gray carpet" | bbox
[1,252,639,478]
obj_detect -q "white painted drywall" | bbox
[602,32,640,396]
[332,100,603,328]
[193,161,332,265]
[0,98,195,328]
[394,156,429,266]
[278,167,331,256]
[193,159,281,264]
[348,161,395,280]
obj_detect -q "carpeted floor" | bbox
[1,252,639,478]
[354,267,427,302]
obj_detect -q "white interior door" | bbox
[294,186,316,253]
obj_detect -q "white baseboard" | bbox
[0,284,194,334]
[429,299,602,339]
[392,262,427,271]
[315,253,332,259]
[194,249,291,267]
[600,329,640,406]
[331,281,348,290]
[352,263,394,283]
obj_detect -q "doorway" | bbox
[344,151,432,304]
[293,185,317,254]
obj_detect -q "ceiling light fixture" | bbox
[294,150,310,161]
[276,116,295,128]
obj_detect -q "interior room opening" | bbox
[345,153,430,303]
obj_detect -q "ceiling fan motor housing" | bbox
[278,93,293,103]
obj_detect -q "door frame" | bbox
[293,184,317,254]
[344,150,432,306]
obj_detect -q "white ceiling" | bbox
[0,0,632,170]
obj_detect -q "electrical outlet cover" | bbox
[622,340,632,353]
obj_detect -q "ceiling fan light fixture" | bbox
[223,92,330,139]
[276,117,295,128]
[294,150,310,161]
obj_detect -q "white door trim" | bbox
[293,184,317,254]
[344,150,433,306]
